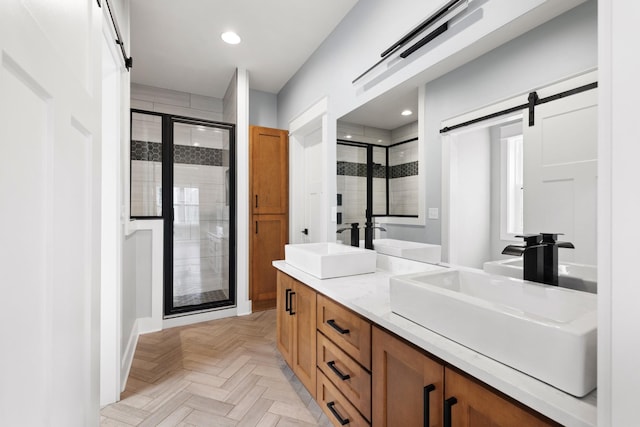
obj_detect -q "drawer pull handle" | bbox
[289,292,296,315]
[285,289,292,313]
[327,361,351,381]
[444,397,458,427]
[327,401,350,425]
[423,384,435,427]
[327,319,350,335]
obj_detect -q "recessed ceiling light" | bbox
[345,134,352,139]
[378,139,383,143]
[401,109,413,116]
[193,142,200,147]
[221,31,241,45]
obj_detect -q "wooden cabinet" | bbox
[317,369,370,427]
[250,126,288,215]
[317,294,372,370]
[443,368,559,427]
[317,332,371,420]
[276,272,561,427]
[249,125,288,311]
[251,215,287,311]
[275,271,316,396]
[372,326,444,427]
[373,326,558,427]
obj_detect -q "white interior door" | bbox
[523,88,597,265]
[303,134,323,243]
[0,1,102,425]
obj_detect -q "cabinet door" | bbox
[444,368,559,427]
[373,326,444,427]
[250,126,288,215]
[276,272,294,367]
[250,215,288,310]
[292,281,317,397]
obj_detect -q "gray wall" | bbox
[390,0,597,244]
[250,89,278,128]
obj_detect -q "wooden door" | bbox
[0,1,102,424]
[523,87,597,265]
[292,281,317,397]
[250,214,288,310]
[373,327,444,427]
[276,272,294,366]
[250,125,289,215]
[444,368,559,427]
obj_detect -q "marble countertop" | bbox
[273,255,597,427]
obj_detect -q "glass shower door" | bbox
[168,119,235,314]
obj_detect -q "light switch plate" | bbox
[428,208,439,219]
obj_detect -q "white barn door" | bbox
[523,84,597,265]
[0,1,102,425]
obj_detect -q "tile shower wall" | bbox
[131,84,230,296]
[389,139,419,216]
[336,145,387,241]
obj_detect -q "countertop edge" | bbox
[273,259,597,427]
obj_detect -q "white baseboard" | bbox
[120,319,140,392]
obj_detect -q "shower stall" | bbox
[131,110,236,315]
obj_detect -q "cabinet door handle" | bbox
[285,289,292,313]
[327,319,350,335]
[327,361,351,381]
[444,397,458,427]
[423,384,436,427]
[327,402,350,425]
[289,292,296,315]
[255,221,258,234]
[255,194,258,208]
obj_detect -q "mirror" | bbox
[333,2,597,289]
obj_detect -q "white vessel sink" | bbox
[390,268,597,397]
[284,243,376,279]
[483,258,597,293]
[373,239,442,264]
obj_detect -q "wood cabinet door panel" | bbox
[372,327,444,427]
[444,368,559,427]
[250,126,288,215]
[276,272,294,366]
[317,294,372,369]
[250,215,287,310]
[292,281,317,397]
[317,332,372,420]
[317,369,370,427]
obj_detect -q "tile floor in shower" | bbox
[174,239,229,307]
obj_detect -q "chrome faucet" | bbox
[502,233,574,285]
[337,222,360,247]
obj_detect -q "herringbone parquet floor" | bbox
[100,310,332,427]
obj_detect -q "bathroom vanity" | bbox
[273,255,597,427]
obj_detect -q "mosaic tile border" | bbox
[131,140,226,167]
[337,161,387,178]
[337,160,418,179]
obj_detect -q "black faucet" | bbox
[502,233,574,285]
[364,222,386,250]
[502,234,545,283]
[540,233,575,285]
[336,222,360,247]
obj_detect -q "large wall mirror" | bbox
[333,0,597,291]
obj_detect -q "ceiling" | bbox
[130,0,358,99]
[339,84,419,131]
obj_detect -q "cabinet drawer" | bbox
[317,332,371,421]
[317,294,371,369]
[317,369,370,427]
